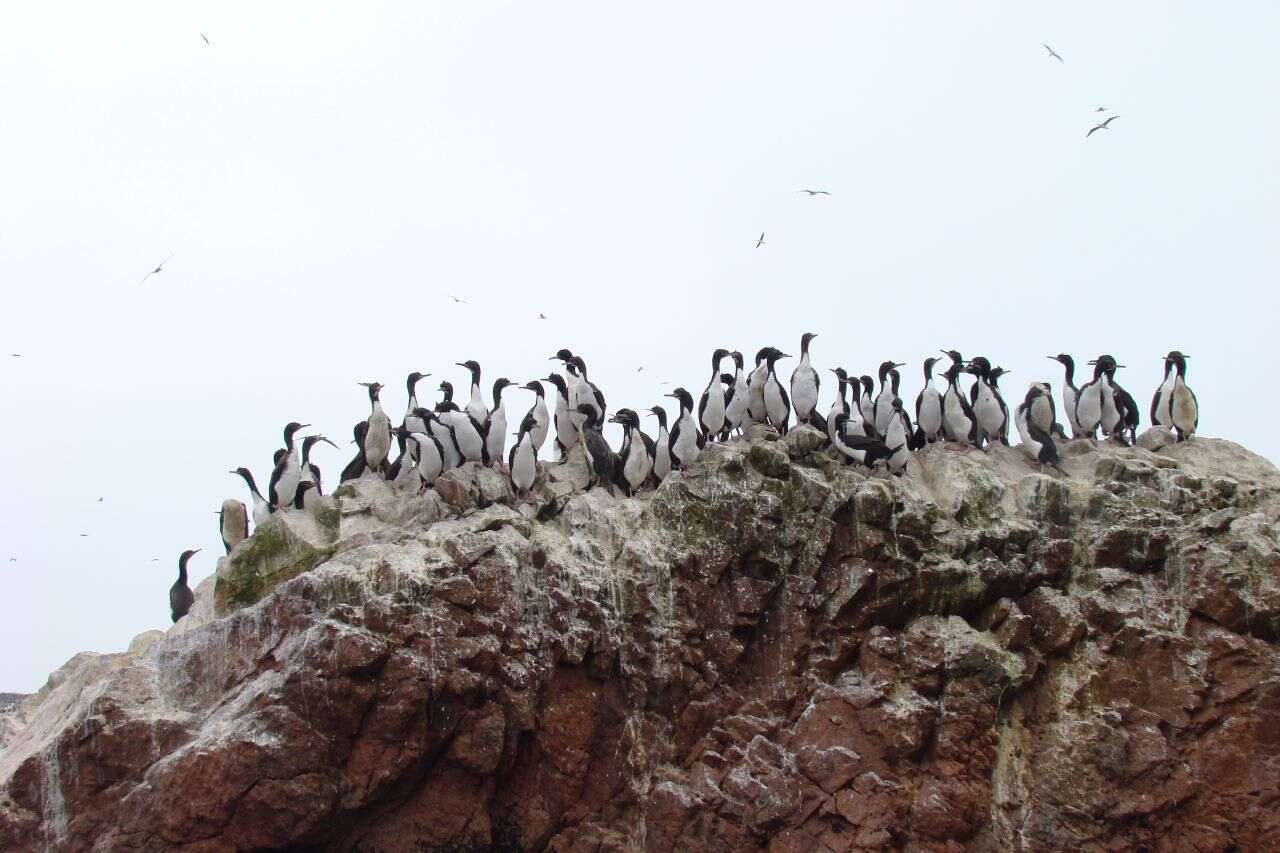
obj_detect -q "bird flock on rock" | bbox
[167,343,1199,622]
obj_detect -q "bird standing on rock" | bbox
[611,408,654,497]
[170,549,199,623]
[649,405,672,482]
[699,348,730,441]
[268,422,309,509]
[231,467,272,526]
[575,404,615,490]
[667,387,704,469]
[914,357,944,446]
[762,348,792,433]
[1048,354,1084,439]
[218,499,248,553]
[519,381,550,454]
[509,411,539,496]
[340,422,370,483]
[790,333,821,431]
[722,351,750,439]
[484,378,513,466]
[359,382,391,474]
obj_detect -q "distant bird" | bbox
[7,557,15,562]
[9,354,19,358]
[447,294,468,304]
[1087,116,1119,137]
[138,255,174,285]
[339,421,370,483]
[170,549,199,623]
[1043,44,1063,62]
[79,533,88,537]
[755,232,766,248]
[1151,351,1198,441]
[637,366,644,373]
[1096,107,1108,112]
[797,190,831,196]
[97,497,103,502]
[201,33,210,45]
[575,404,616,490]
[538,313,547,320]
[359,382,391,473]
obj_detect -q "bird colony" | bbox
[169,344,1198,621]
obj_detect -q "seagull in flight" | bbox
[636,366,644,373]
[538,313,547,320]
[1096,106,1108,112]
[9,354,19,358]
[1042,44,1063,62]
[138,255,174,285]
[79,533,88,537]
[1086,115,1120,137]
[201,34,210,45]
[755,232,766,248]
[447,294,468,304]
[797,189,831,196]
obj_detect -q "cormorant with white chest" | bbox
[1151,351,1198,441]
[509,410,539,495]
[762,348,792,432]
[457,360,489,426]
[231,467,272,527]
[667,387,705,469]
[359,381,392,474]
[483,377,513,465]
[543,373,579,461]
[435,380,488,464]
[1048,354,1083,439]
[914,357,944,446]
[699,348,730,441]
[611,408,654,496]
[722,351,750,439]
[1015,383,1065,471]
[940,359,983,447]
[873,361,905,438]
[966,357,1010,445]
[268,422,309,509]
[519,381,550,454]
[649,405,672,482]
[339,422,369,482]
[300,435,337,505]
[790,333,822,431]
[403,372,430,435]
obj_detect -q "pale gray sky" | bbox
[2,2,1277,690]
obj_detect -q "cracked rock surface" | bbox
[1,430,1278,851]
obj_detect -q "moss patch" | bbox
[214,518,332,615]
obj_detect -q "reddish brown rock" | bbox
[2,432,1279,851]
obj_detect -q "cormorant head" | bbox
[878,360,903,381]
[301,434,337,460]
[731,350,744,371]
[437,380,454,400]
[521,380,544,397]
[665,387,695,411]
[712,348,730,367]
[352,421,369,443]
[283,422,309,444]
[552,348,575,363]
[754,347,770,365]
[1048,353,1074,369]
[570,355,589,378]
[1165,351,1189,375]
[647,405,668,428]
[766,349,791,367]
[543,373,568,397]
[966,356,991,376]
[518,410,539,437]
[989,367,1010,386]
[922,357,938,379]
[800,332,818,352]
[406,371,428,395]
[411,406,438,425]
[575,403,599,428]
[456,360,482,383]
[941,349,964,366]
[492,377,511,400]
[178,548,201,570]
[860,375,874,396]
[830,367,848,385]
[230,467,257,489]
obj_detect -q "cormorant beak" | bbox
[319,437,338,449]
[893,362,905,368]
[1045,356,1058,361]
[1116,364,1127,369]
[1086,360,1098,365]
[455,362,467,369]
[299,423,311,429]
[192,549,202,555]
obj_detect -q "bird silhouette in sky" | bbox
[201,34,210,46]
[1087,116,1120,137]
[138,255,174,285]
[755,232,766,248]
[797,189,831,196]
[1043,44,1063,62]
[447,294,468,304]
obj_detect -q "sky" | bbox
[1,2,1277,691]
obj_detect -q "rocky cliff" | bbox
[1,427,1278,852]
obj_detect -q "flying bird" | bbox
[1086,115,1120,137]
[201,34,210,45]
[138,255,174,285]
[538,313,546,320]
[755,232,766,248]
[447,294,468,304]
[1043,44,1063,62]
[797,189,831,196]
[637,367,645,373]
[9,354,19,358]
[79,533,88,537]
[1096,107,1108,112]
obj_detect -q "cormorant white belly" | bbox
[790,333,821,430]
[762,349,792,432]
[649,406,672,482]
[219,499,248,553]
[268,421,308,509]
[610,408,653,496]
[458,360,489,426]
[722,351,750,438]
[667,387,704,469]
[359,382,392,474]
[483,378,512,465]
[508,412,539,495]
[914,357,944,446]
[231,467,273,527]
[520,381,550,453]
[699,348,729,440]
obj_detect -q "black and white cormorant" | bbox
[426,384,463,470]
[940,360,983,447]
[230,467,272,527]
[574,404,615,490]
[825,367,849,446]
[1151,351,1198,441]
[885,399,913,475]
[359,382,391,474]
[698,348,730,441]
[649,405,672,482]
[610,408,654,497]
[914,357,944,446]
[483,377,513,465]
[1015,383,1065,472]
[966,357,1010,445]
[339,421,369,483]
[219,499,248,553]
[667,387,705,469]
[170,548,199,623]
[509,410,539,495]
[762,348,792,432]
[299,435,337,505]
[857,375,876,428]
[403,371,430,435]
[409,409,448,486]
[520,381,550,454]
[722,351,750,438]
[746,348,770,425]
[1099,358,1139,446]
[435,381,488,464]
[790,333,822,431]
[872,361,905,438]
[268,421,309,509]
[457,360,489,426]
[543,373,579,461]
[1048,354,1083,439]
[293,481,317,510]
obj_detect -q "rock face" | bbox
[2,432,1279,851]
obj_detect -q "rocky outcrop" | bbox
[2,429,1279,851]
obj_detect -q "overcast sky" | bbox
[1,2,1277,691]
